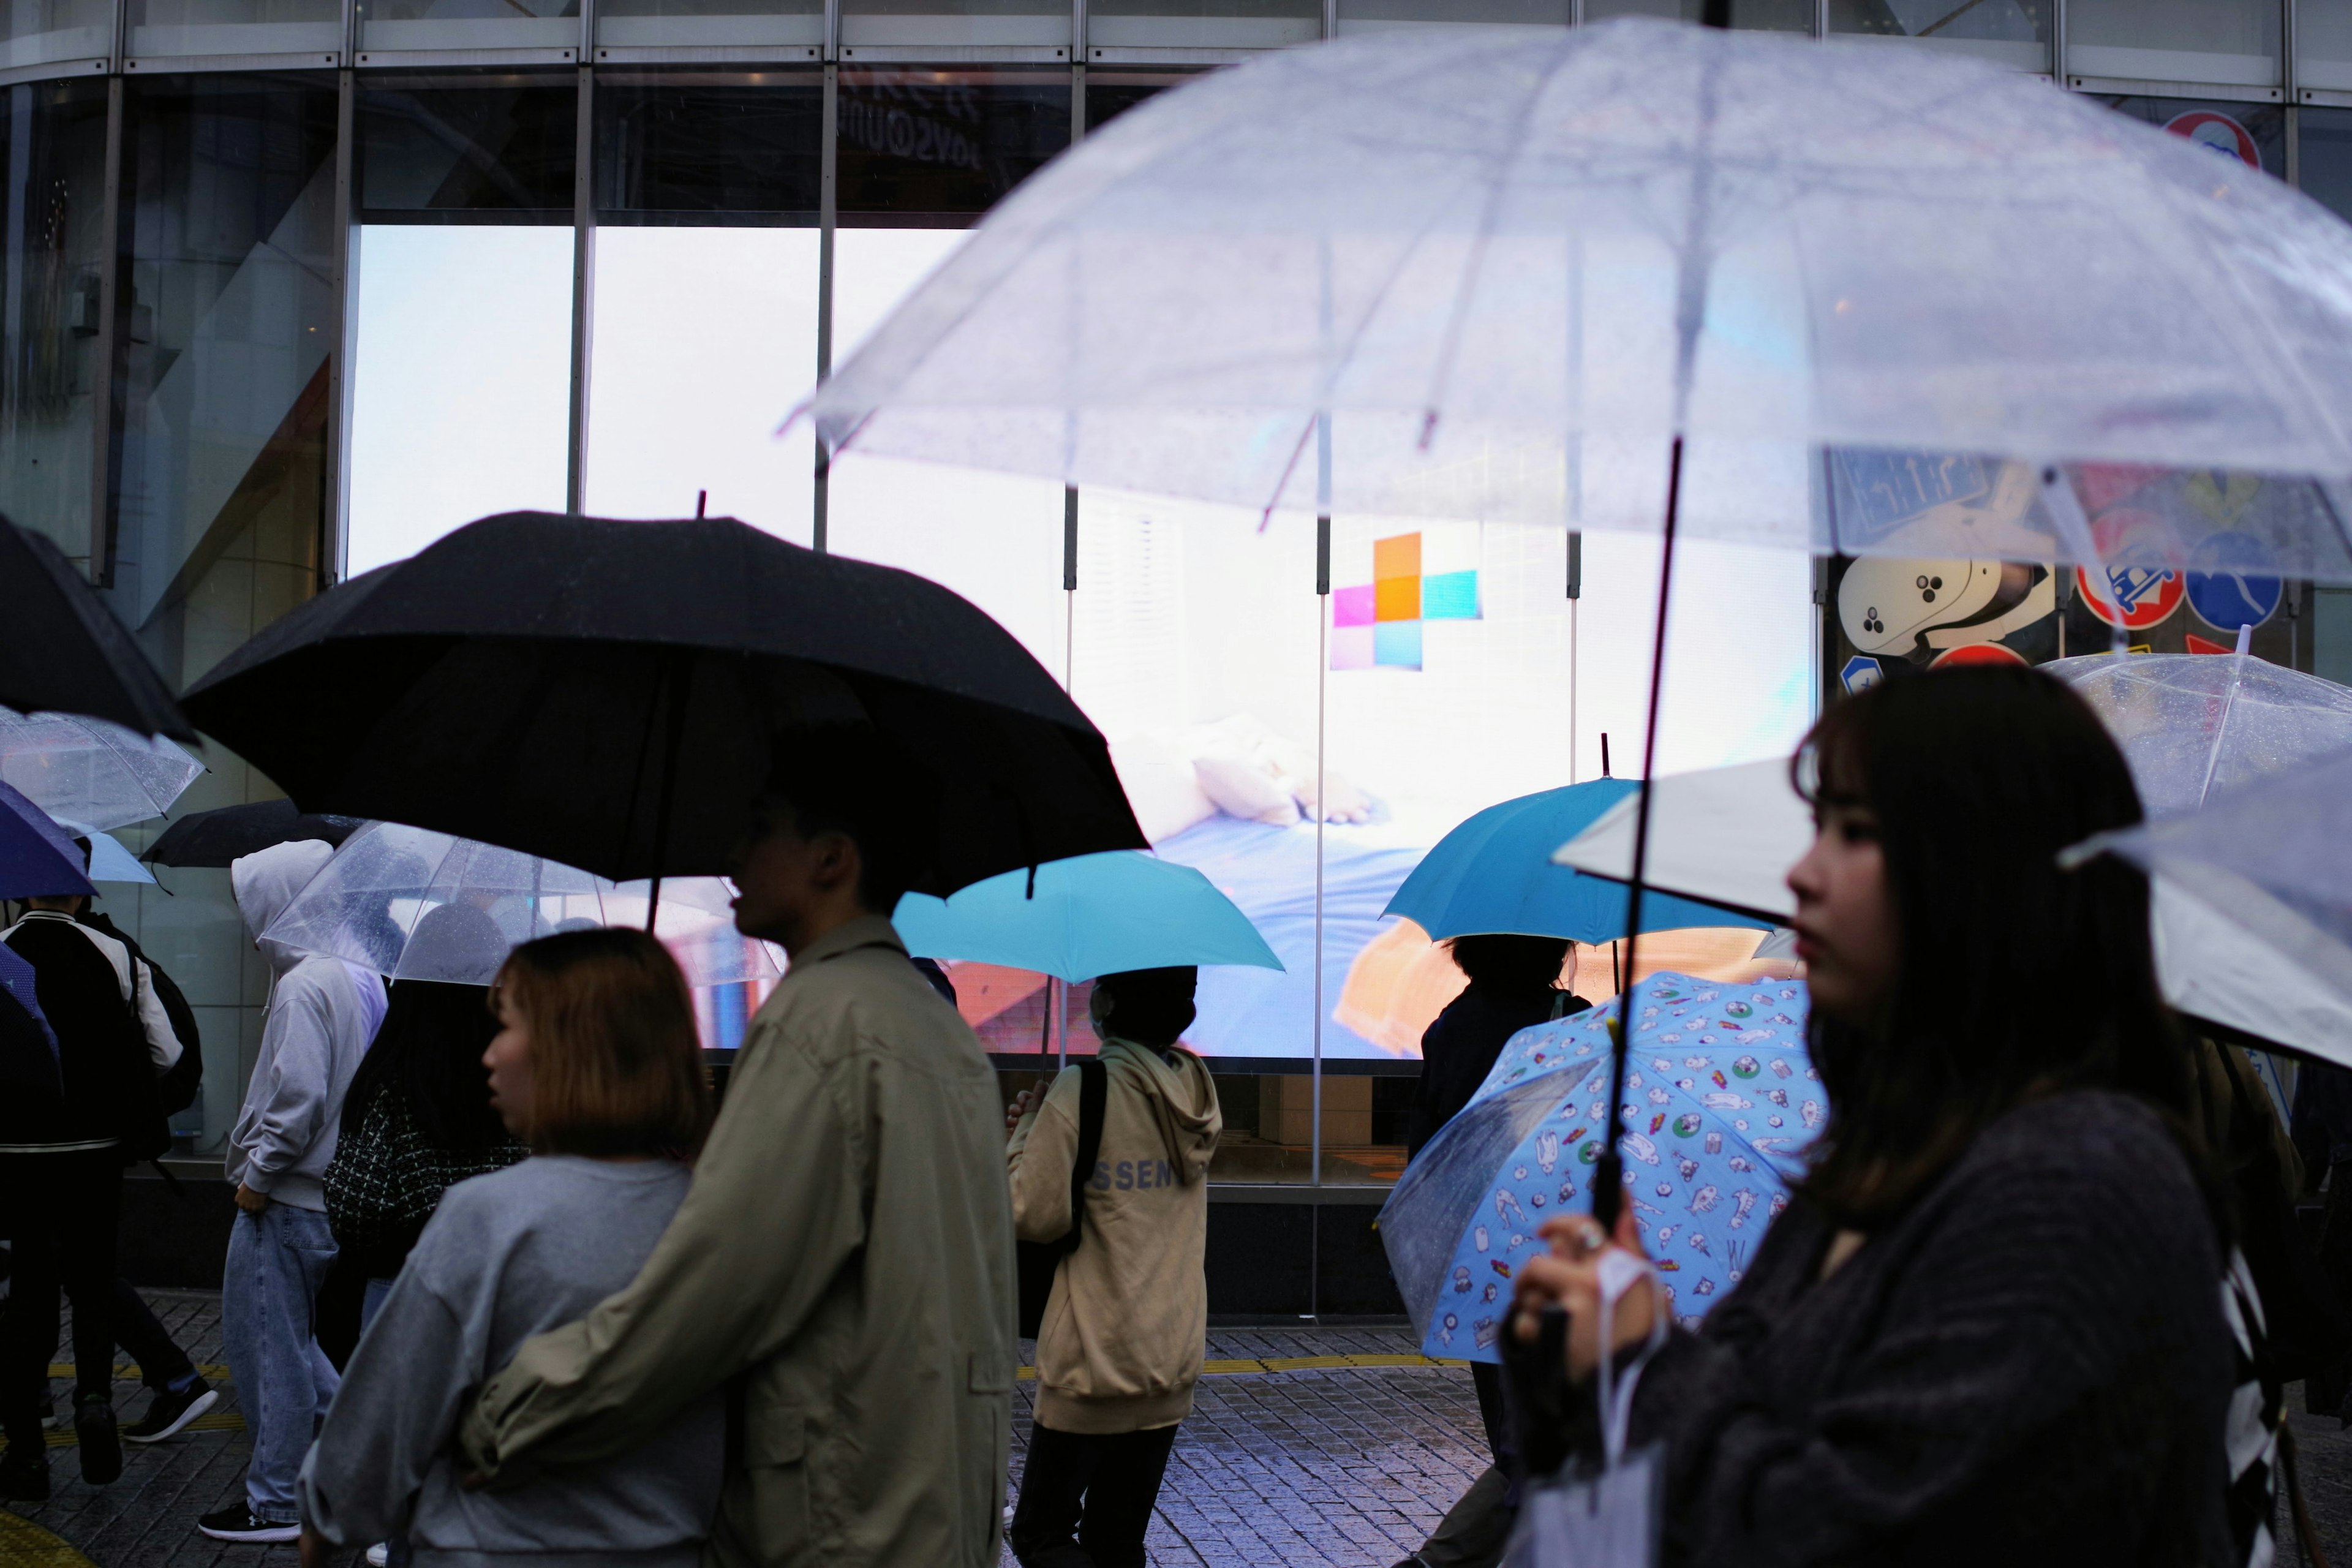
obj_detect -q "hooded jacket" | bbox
[1008,1036,1222,1434]
[228,840,388,1211]
[0,908,181,1156]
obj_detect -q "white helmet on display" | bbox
[1836,558,2003,657]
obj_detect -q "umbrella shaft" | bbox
[1596,434,1688,1227]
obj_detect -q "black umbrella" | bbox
[181,513,1145,894]
[141,799,366,868]
[0,517,195,741]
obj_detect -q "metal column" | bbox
[565,57,596,514]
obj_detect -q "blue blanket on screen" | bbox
[1152,815,1427,1062]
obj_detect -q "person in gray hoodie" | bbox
[200,839,388,1545]
[1003,967,1222,1568]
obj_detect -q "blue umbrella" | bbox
[892,851,1283,982]
[1381,973,1820,1362]
[1385,781,1774,943]
[0,779,94,900]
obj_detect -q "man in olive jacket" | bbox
[458,740,1016,1567]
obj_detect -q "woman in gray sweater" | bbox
[1509,666,2241,1566]
[298,928,720,1568]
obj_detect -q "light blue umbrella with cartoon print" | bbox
[1378,972,1822,1363]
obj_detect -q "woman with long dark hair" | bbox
[324,905,526,1330]
[1507,665,2237,1564]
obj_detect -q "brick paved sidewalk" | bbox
[5,1291,2348,1567]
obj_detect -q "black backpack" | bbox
[1016,1058,1106,1340]
[80,913,202,1119]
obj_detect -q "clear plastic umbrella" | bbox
[811,19,2352,582]
[0,710,202,834]
[2045,650,2352,818]
[2073,752,2352,1057]
[258,821,781,988]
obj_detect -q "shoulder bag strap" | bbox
[1062,1058,1108,1256]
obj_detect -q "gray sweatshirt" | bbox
[228,840,388,1210]
[298,1156,722,1568]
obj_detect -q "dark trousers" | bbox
[1470,1362,1510,1469]
[1008,1423,1178,1568]
[0,1152,121,1459]
[111,1278,195,1392]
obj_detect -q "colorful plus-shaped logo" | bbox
[1331,530,1479,671]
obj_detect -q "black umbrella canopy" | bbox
[142,799,365,868]
[0,518,195,741]
[181,513,1145,890]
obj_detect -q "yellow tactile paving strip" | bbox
[0,1509,95,1565]
[1018,1351,1466,1381]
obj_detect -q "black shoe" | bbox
[124,1381,216,1444]
[0,1452,48,1503]
[197,1504,300,1544]
[73,1395,119,1487]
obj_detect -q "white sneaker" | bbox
[366,1544,390,1566]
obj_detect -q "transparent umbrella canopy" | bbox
[811,18,2352,583]
[0,710,202,834]
[259,821,780,989]
[2074,751,2352,1061]
[2045,652,2352,818]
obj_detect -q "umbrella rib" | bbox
[1414,34,1578,451]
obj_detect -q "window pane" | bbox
[1335,0,1567,33]
[1084,70,1200,133]
[116,72,337,632]
[125,0,340,59]
[2301,106,2352,223]
[1,0,111,67]
[2067,0,2278,88]
[839,0,1069,50]
[358,72,578,222]
[586,226,817,540]
[595,0,820,51]
[347,225,572,573]
[356,0,578,56]
[837,70,1069,222]
[1088,0,1319,50]
[2299,0,2352,92]
[1827,0,2048,70]
[1585,0,1812,31]
[596,70,822,222]
[2098,94,2282,179]
[0,79,108,567]
[1076,489,1329,1076]
[111,74,339,1159]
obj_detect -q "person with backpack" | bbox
[74,891,221,1446]
[1002,967,1222,1568]
[324,903,526,1338]
[0,873,189,1500]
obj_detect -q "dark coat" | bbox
[1524,1090,2234,1567]
[0,914,162,1159]
[1407,986,1588,1158]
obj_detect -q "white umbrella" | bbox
[811,19,2352,584]
[0,711,202,834]
[1559,753,2352,1068]
[260,821,780,989]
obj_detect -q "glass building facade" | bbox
[6,2,2351,1261]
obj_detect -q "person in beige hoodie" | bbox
[1003,967,1222,1568]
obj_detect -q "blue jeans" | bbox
[222,1203,341,1523]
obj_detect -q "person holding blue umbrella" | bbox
[1003,967,1221,1568]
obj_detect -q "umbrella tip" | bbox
[695,490,707,519]
[1417,409,1440,452]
